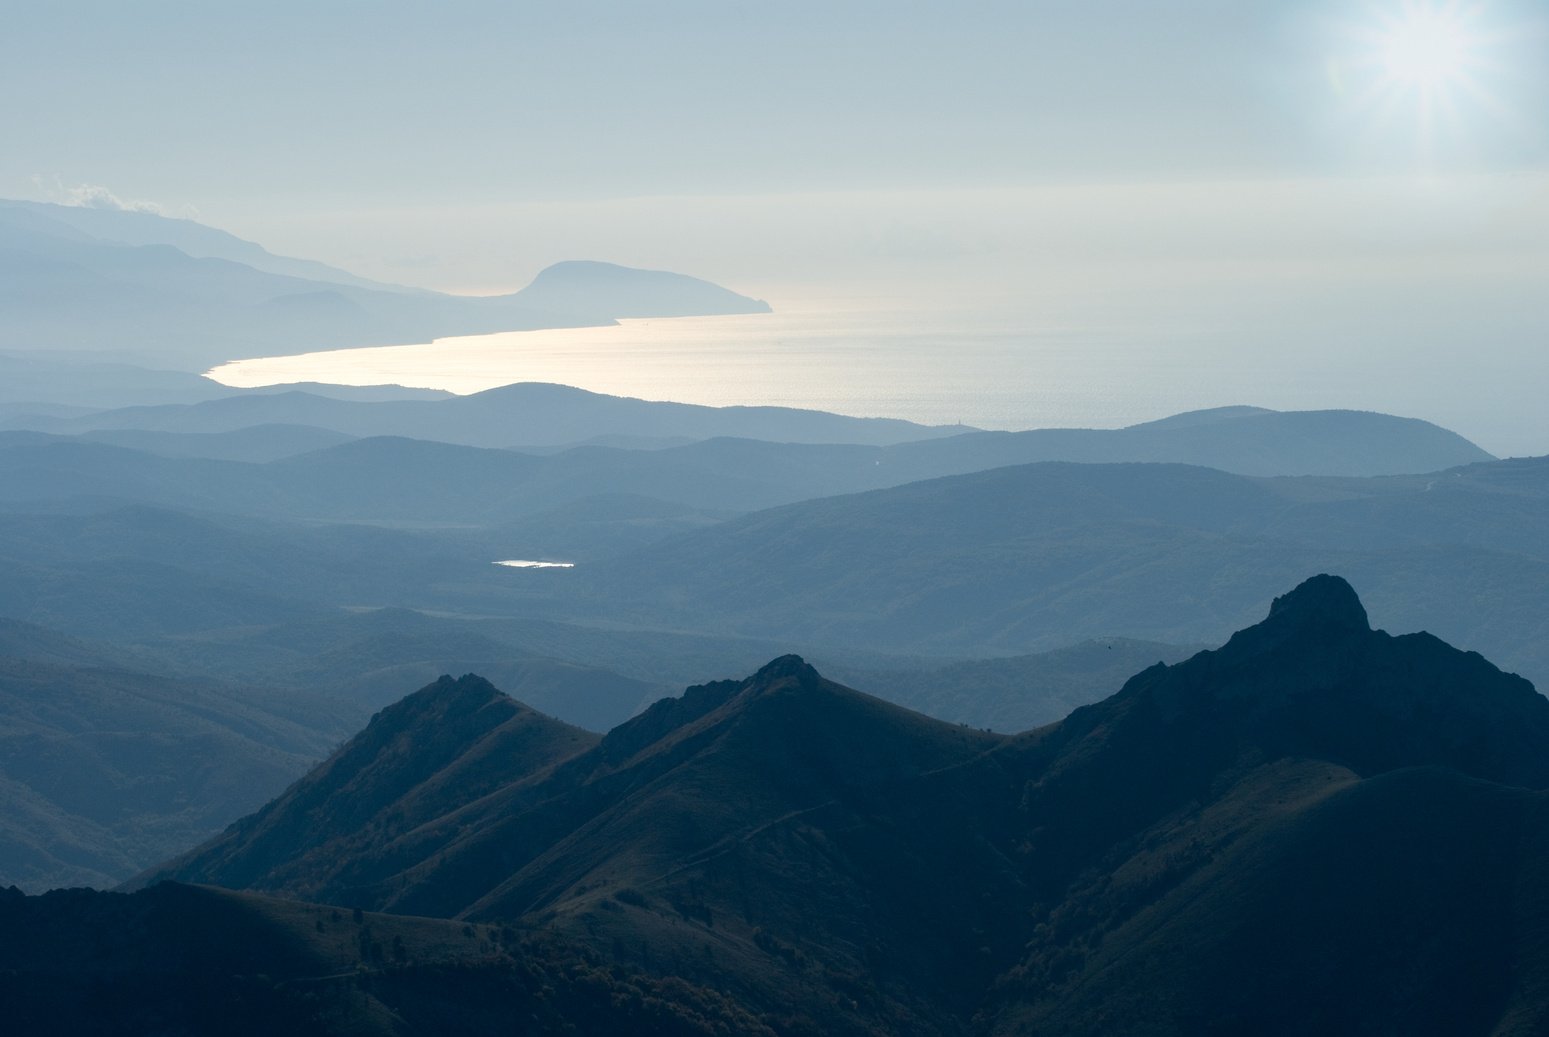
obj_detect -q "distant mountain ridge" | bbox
[510,259,770,319]
[0,198,770,367]
[131,576,1549,1034]
[0,198,406,291]
[4,381,962,449]
[836,637,1205,731]
[572,455,1549,685]
[0,418,1536,694]
[0,396,1489,470]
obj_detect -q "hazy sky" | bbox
[6,0,1547,292]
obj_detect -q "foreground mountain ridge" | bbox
[124,574,1549,1034]
[146,674,599,899]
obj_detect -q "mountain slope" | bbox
[980,575,1549,1034]
[0,504,477,641]
[0,406,1497,543]
[8,399,1485,472]
[510,259,771,319]
[0,626,356,890]
[0,882,770,1037]
[576,457,1549,684]
[872,405,1491,478]
[80,423,358,462]
[1001,765,1545,1036]
[12,381,959,449]
[836,637,1204,732]
[145,657,1010,1031]
[0,198,401,290]
[144,576,1549,1033]
[147,675,597,900]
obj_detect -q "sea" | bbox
[206,290,1544,456]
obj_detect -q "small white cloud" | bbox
[68,184,162,214]
[31,173,166,215]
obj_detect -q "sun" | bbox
[1373,3,1483,95]
[1327,0,1522,155]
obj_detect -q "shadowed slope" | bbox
[144,577,1549,1034]
[0,622,354,891]
[148,658,1009,1031]
[142,675,597,899]
[0,882,772,1037]
[977,574,1549,1034]
[1000,766,1548,1036]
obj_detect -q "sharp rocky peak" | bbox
[1264,573,1370,633]
[375,673,510,722]
[590,655,825,767]
[750,653,822,687]
[1206,573,1373,662]
[1108,573,1549,789]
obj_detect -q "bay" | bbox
[206,287,1546,455]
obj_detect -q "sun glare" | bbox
[1375,4,1481,93]
[1329,0,1526,157]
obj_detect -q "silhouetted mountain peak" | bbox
[750,652,821,686]
[573,654,974,800]
[1200,573,1374,665]
[363,672,511,739]
[1091,575,1549,791]
[530,260,640,283]
[1264,573,1370,633]
[132,673,598,895]
[592,656,823,767]
[591,677,744,767]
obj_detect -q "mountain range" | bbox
[0,409,1542,899]
[0,404,1496,532]
[571,455,1549,685]
[5,180,1545,1036]
[0,198,769,368]
[0,409,1535,681]
[58,575,1548,1034]
[1,381,962,451]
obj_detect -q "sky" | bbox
[5,0,1546,289]
[4,1,1549,450]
